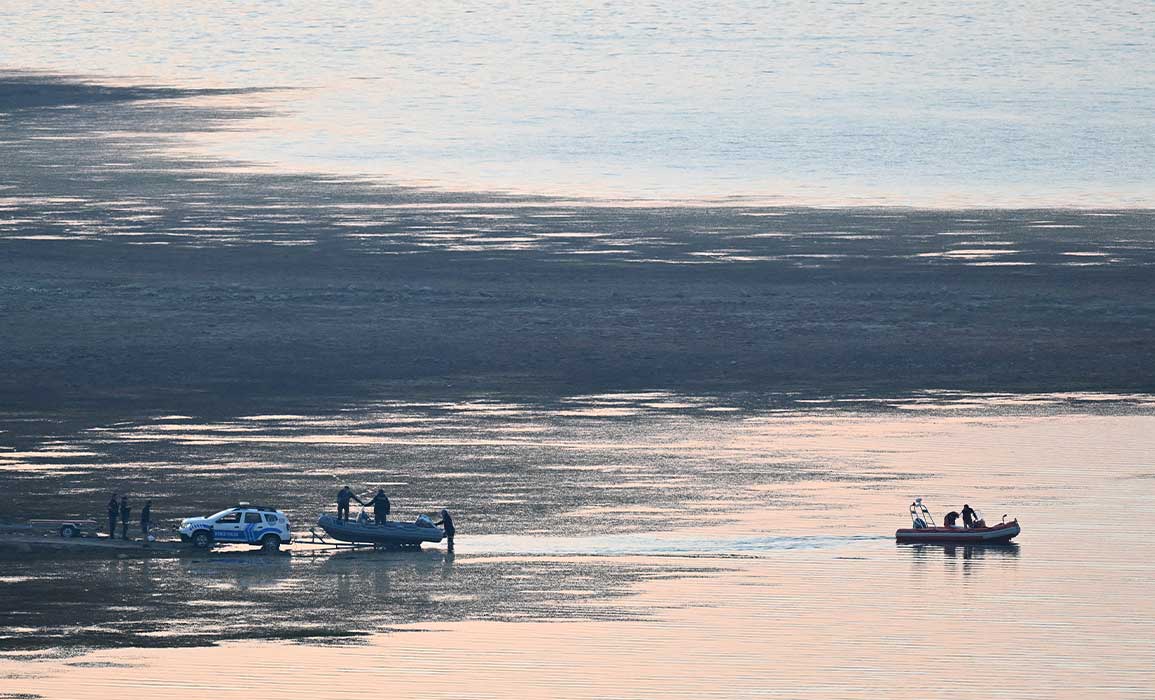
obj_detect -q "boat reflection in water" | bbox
[901,540,1021,579]
[896,498,1021,544]
[901,541,1021,560]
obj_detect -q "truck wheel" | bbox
[191,531,213,549]
[59,524,78,538]
[260,534,282,552]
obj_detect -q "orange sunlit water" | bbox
[2,398,1153,697]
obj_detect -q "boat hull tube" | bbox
[317,515,445,547]
[896,520,1020,544]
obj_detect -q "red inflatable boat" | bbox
[895,498,1021,544]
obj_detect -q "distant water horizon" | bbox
[3,0,1153,207]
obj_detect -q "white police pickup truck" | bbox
[179,504,292,551]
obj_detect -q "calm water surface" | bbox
[3,1,1153,205]
[2,394,1153,697]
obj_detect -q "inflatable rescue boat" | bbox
[895,498,1020,544]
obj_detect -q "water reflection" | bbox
[901,542,1021,563]
[901,541,1022,584]
[2,400,1154,697]
[0,549,716,653]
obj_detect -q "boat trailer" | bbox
[301,526,424,550]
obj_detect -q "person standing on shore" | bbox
[140,500,152,537]
[119,496,131,541]
[107,493,119,539]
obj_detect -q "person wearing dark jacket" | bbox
[363,489,391,525]
[943,510,960,528]
[107,494,119,539]
[119,496,131,540]
[336,486,362,522]
[435,509,455,549]
[961,504,977,528]
[140,500,152,536]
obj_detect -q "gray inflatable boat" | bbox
[316,514,445,547]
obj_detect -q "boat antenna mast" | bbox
[909,498,936,529]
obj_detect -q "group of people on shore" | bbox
[336,486,455,545]
[106,493,151,540]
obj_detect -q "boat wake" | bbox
[460,532,889,557]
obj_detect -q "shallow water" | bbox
[3,1,1153,205]
[2,395,1154,697]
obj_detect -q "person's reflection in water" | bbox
[335,566,353,605]
[901,542,1019,579]
[441,548,455,581]
[140,557,154,597]
[942,544,979,577]
[372,559,391,597]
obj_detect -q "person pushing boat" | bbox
[435,509,455,549]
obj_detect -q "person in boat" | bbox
[961,504,978,528]
[435,509,455,549]
[337,486,363,522]
[363,489,391,525]
[943,510,961,528]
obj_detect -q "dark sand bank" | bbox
[2,74,1154,432]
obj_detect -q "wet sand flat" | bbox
[2,76,1154,435]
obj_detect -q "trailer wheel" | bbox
[260,534,282,552]
[59,524,78,538]
[191,530,213,549]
